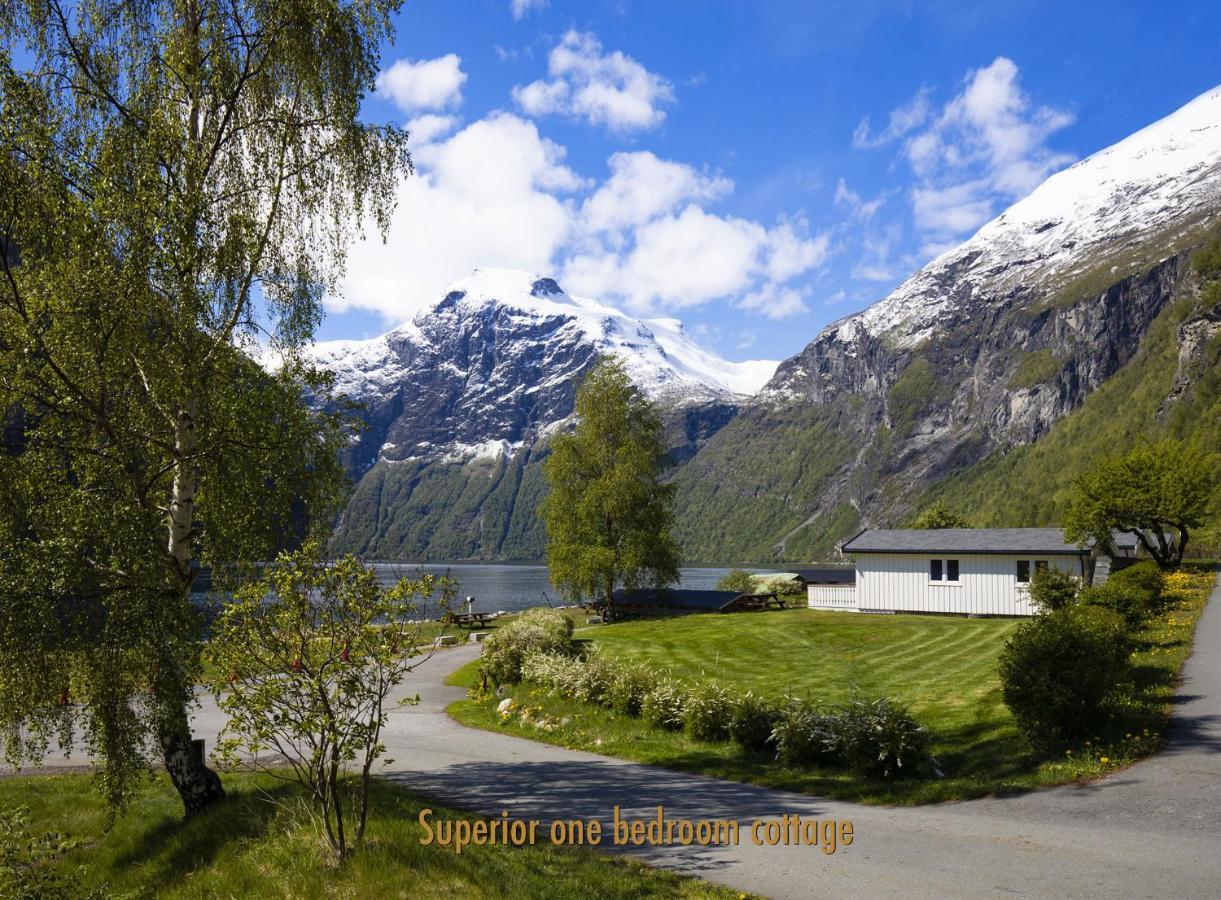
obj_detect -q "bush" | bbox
[770,700,840,767]
[998,606,1133,751]
[641,680,689,731]
[728,692,778,752]
[1029,566,1079,611]
[480,608,574,686]
[716,568,757,593]
[834,694,931,778]
[571,650,619,705]
[520,651,584,694]
[606,662,654,716]
[682,682,735,742]
[1080,562,1165,627]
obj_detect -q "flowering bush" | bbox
[682,682,735,742]
[606,662,654,716]
[728,692,779,752]
[480,608,574,686]
[641,680,689,731]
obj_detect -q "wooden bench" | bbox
[447,611,495,628]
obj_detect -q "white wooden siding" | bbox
[853,553,1084,617]
[807,584,858,610]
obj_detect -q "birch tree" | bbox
[0,0,409,816]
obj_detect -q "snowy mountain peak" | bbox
[827,84,1221,352]
[332,268,778,402]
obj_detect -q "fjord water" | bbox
[369,562,764,616]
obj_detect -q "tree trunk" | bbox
[157,693,224,817]
[161,401,225,816]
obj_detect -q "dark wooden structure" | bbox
[587,588,784,622]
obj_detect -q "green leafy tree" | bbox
[205,546,455,859]
[1064,438,1218,569]
[542,359,681,614]
[0,0,408,815]
[909,500,971,529]
[716,568,757,593]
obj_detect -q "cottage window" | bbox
[1016,560,1031,583]
[930,559,960,583]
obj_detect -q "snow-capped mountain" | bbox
[308,268,776,472]
[674,85,1221,562]
[771,85,1221,387]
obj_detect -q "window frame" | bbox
[929,557,961,585]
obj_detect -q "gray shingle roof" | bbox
[841,528,1088,556]
[791,567,856,584]
[611,588,743,611]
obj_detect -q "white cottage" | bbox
[810,528,1093,617]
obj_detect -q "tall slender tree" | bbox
[0,0,409,815]
[542,359,682,617]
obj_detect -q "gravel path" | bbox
[29,578,1221,898]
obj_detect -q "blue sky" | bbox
[322,0,1221,361]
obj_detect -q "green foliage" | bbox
[727,693,778,752]
[887,356,940,433]
[1008,349,1066,390]
[1064,438,1218,568]
[834,695,931,778]
[681,682,735,742]
[909,500,971,530]
[542,359,682,604]
[716,568,757,593]
[998,606,1133,752]
[641,680,689,731]
[769,701,839,767]
[0,0,408,814]
[0,805,103,900]
[479,608,574,687]
[1080,561,1165,627]
[606,662,655,716]
[1028,565,1079,611]
[204,545,455,858]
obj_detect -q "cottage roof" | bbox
[790,567,856,584]
[841,528,1088,556]
[610,588,743,611]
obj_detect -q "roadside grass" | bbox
[0,771,737,899]
[449,574,1212,804]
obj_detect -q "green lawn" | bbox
[0,772,738,899]
[449,576,1212,804]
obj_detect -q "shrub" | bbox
[1029,566,1079,611]
[1080,562,1165,628]
[833,694,931,778]
[480,608,574,686]
[998,606,1133,751]
[729,692,778,752]
[607,662,654,716]
[520,651,584,694]
[641,680,689,731]
[682,682,735,742]
[571,650,619,705]
[716,568,757,593]
[770,700,840,767]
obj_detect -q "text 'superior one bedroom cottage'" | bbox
[808,528,1134,617]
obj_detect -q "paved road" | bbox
[31,579,1221,898]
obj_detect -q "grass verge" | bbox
[448,573,1212,804]
[0,771,738,898]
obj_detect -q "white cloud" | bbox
[338,113,827,323]
[376,54,467,115]
[512,31,674,132]
[407,114,459,146]
[833,178,884,220]
[510,0,546,20]
[581,152,731,233]
[337,113,580,319]
[853,86,932,149]
[858,57,1074,246]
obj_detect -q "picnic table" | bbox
[447,611,495,628]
